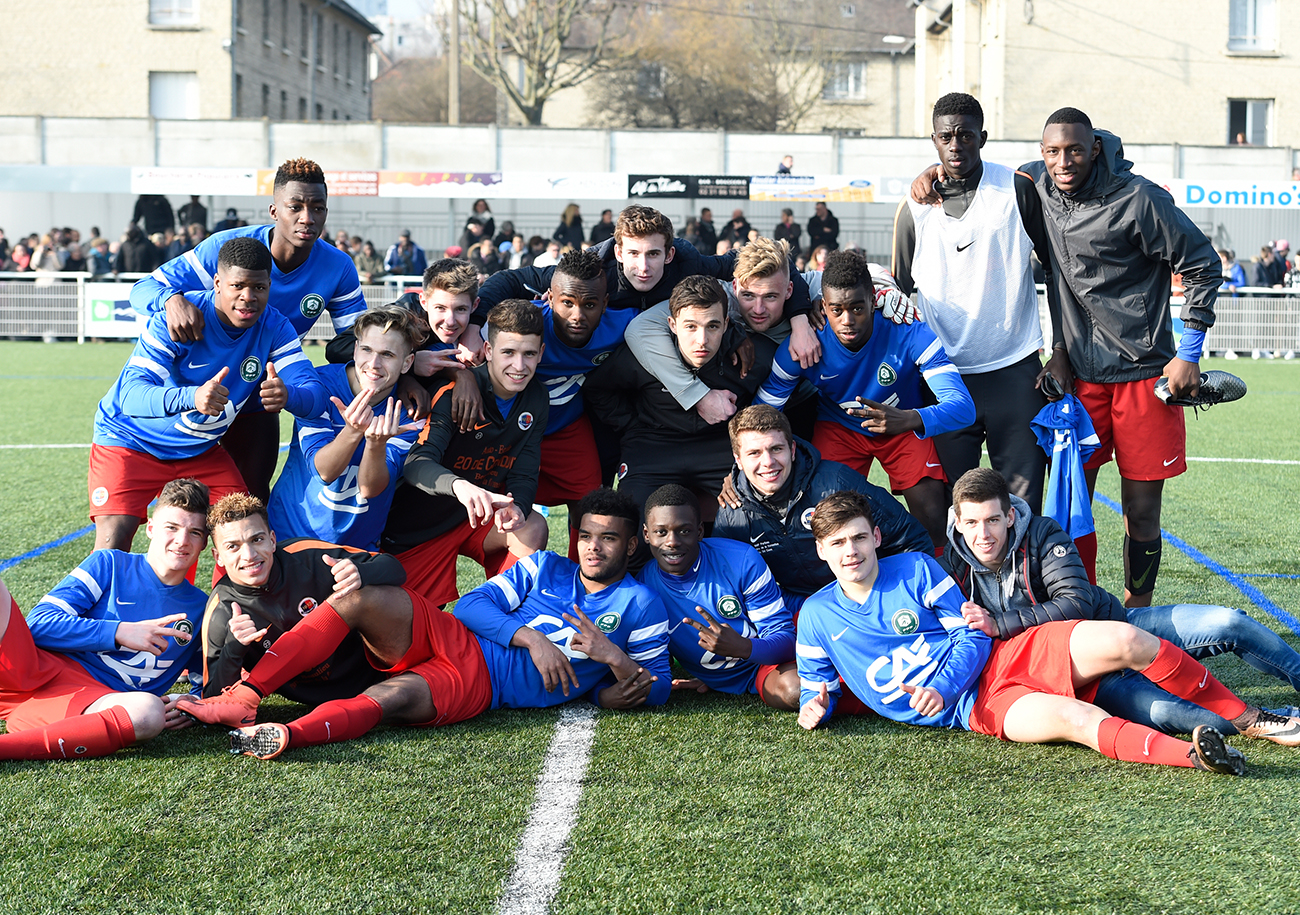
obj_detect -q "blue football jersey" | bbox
[267,362,424,549]
[454,551,672,709]
[25,550,208,695]
[796,553,991,729]
[94,291,325,460]
[638,538,792,694]
[536,302,637,434]
[130,224,365,339]
[757,312,974,438]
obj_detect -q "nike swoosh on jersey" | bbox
[819,373,840,381]
[957,242,974,252]
[1163,457,1179,466]
[117,600,136,605]
[540,589,563,600]
[188,361,210,369]
[831,627,850,641]
[925,462,941,468]
[474,422,492,431]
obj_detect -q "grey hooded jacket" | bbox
[1021,130,1219,384]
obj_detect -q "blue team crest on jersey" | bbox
[595,610,621,633]
[716,595,742,619]
[300,293,325,318]
[876,362,898,387]
[891,608,920,635]
[800,507,816,530]
[240,355,263,382]
[173,618,194,645]
[518,411,534,431]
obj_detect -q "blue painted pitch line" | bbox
[1240,573,1300,580]
[1094,492,1300,636]
[0,525,95,574]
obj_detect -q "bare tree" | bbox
[373,57,498,123]
[459,0,637,126]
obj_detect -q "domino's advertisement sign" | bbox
[84,284,148,338]
[1164,180,1300,210]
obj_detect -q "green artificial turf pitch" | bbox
[0,341,1297,915]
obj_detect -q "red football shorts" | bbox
[754,663,782,700]
[812,420,947,494]
[366,588,492,727]
[1074,378,1187,480]
[968,619,1100,739]
[395,519,519,607]
[535,414,603,506]
[88,443,247,521]
[0,596,116,732]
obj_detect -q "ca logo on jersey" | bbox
[300,293,325,318]
[298,597,318,616]
[240,356,262,382]
[877,362,898,387]
[172,618,194,646]
[716,595,742,619]
[801,507,816,530]
[518,411,534,431]
[595,611,621,633]
[891,608,920,635]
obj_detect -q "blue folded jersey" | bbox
[638,538,793,694]
[455,551,672,709]
[26,550,208,695]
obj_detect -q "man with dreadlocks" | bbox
[130,158,366,501]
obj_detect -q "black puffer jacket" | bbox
[939,495,1125,639]
[1021,130,1219,383]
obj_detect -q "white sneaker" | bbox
[1252,349,1264,359]
[1224,350,1239,360]
[1285,350,1296,360]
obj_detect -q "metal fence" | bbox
[2,273,1297,355]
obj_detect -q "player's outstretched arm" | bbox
[25,553,126,652]
[313,386,374,483]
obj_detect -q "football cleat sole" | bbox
[229,723,291,760]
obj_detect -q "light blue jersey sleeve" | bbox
[755,338,813,410]
[453,557,541,647]
[915,558,988,707]
[130,231,226,315]
[114,315,201,418]
[25,551,122,653]
[907,326,975,438]
[796,603,842,726]
[266,316,328,418]
[737,547,794,667]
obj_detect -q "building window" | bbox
[234,73,243,116]
[1229,0,1276,51]
[346,31,353,79]
[261,84,270,117]
[149,0,199,26]
[281,0,289,48]
[314,13,323,64]
[332,108,339,120]
[333,22,339,73]
[823,61,866,100]
[1228,98,1272,145]
[262,0,270,40]
[149,71,200,119]
[300,3,308,57]
[840,3,855,17]
[280,89,288,119]
[234,0,243,30]
[636,63,665,100]
[299,96,307,120]
[315,102,324,120]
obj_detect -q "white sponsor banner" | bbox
[749,174,883,203]
[85,283,148,339]
[377,171,627,199]
[1163,180,1300,210]
[130,167,258,195]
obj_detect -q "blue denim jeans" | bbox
[1090,604,1300,735]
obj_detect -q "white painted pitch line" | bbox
[1186,457,1300,466]
[496,704,598,915]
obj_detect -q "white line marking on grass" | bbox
[1187,457,1300,466]
[497,705,597,915]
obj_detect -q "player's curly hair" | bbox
[643,484,700,524]
[932,92,984,127]
[555,248,604,282]
[208,492,269,533]
[574,487,639,533]
[614,205,674,247]
[217,236,273,273]
[809,490,876,541]
[352,304,429,352]
[951,467,1011,515]
[1045,107,1093,132]
[821,249,875,294]
[668,274,726,319]
[423,258,478,298]
[157,478,210,519]
[733,236,790,288]
[273,157,326,191]
[728,404,793,454]
[486,299,544,343]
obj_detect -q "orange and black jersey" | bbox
[382,363,549,553]
[200,539,405,705]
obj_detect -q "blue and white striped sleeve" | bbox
[327,268,366,333]
[796,616,840,726]
[742,554,794,666]
[919,558,991,705]
[452,552,542,646]
[620,594,672,706]
[129,236,220,315]
[116,316,198,417]
[26,552,120,653]
[755,343,803,410]
[911,327,975,438]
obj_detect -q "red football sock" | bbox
[287,695,384,748]
[567,526,579,563]
[1074,532,1098,585]
[1141,639,1248,719]
[0,706,135,761]
[1097,716,1193,768]
[245,601,353,697]
[484,548,523,579]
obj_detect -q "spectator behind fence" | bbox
[493,221,516,248]
[590,209,616,245]
[115,225,157,275]
[1219,249,1246,295]
[384,230,428,277]
[213,207,244,233]
[87,237,113,276]
[177,196,208,233]
[1252,245,1286,288]
[553,203,584,250]
[353,240,386,284]
[467,198,494,241]
[132,195,174,236]
[807,201,839,252]
[774,208,802,260]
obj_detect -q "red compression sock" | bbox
[245,602,353,697]
[1097,716,1194,768]
[287,695,384,748]
[0,706,136,761]
[1074,532,1098,585]
[1141,640,1249,720]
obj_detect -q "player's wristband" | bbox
[1176,327,1205,362]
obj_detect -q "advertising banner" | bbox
[748,175,877,202]
[628,175,751,199]
[84,283,148,339]
[1162,180,1300,210]
[131,167,258,196]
